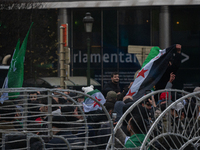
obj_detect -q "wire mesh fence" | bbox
[106,89,200,150]
[1,88,200,150]
[0,88,114,150]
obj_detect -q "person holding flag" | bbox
[126,44,181,101]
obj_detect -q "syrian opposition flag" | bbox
[126,44,177,100]
[83,89,106,113]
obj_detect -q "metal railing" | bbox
[0,88,114,150]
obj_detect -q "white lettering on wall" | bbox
[91,54,101,63]
[73,51,137,63]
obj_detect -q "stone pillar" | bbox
[159,6,170,49]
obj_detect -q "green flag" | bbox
[0,39,21,103]
[7,22,33,98]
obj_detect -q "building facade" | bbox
[1,0,200,90]
[52,0,200,90]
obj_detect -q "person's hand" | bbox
[74,107,83,120]
[149,95,156,107]
[117,92,121,95]
[148,98,153,105]
[176,44,181,53]
[128,82,133,89]
[74,107,78,116]
[113,122,118,126]
[169,72,175,83]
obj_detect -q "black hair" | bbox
[123,102,148,127]
[61,105,78,121]
[29,92,38,95]
[52,115,68,128]
[111,72,119,78]
[124,98,133,104]
[58,97,67,104]
[39,98,59,111]
[104,102,114,112]
[181,102,197,118]
[130,115,147,134]
[140,99,151,106]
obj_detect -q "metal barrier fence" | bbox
[141,91,200,150]
[106,89,200,150]
[0,88,114,150]
[1,88,200,150]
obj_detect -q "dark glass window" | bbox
[171,6,200,88]
[119,8,151,48]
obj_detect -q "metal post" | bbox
[48,91,53,137]
[60,26,65,89]
[87,37,91,86]
[23,91,28,133]
[159,6,170,49]
[167,91,172,132]
[65,47,70,88]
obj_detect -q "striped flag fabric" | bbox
[141,46,161,68]
[126,44,178,100]
[83,89,106,113]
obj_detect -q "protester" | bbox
[39,98,61,117]
[27,92,40,122]
[125,115,147,148]
[117,82,133,101]
[37,97,61,139]
[46,115,84,150]
[103,72,121,97]
[0,101,19,142]
[96,101,115,149]
[106,90,117,104]
[114,101,125,122]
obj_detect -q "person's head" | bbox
[52,115,68,135]
[58,97,67,104]
[123,103,148,129]
[141,99,152,110]
[104,102,115,115]
[106,91,117,99]
[106,91,117,104]
[159,92,171,101]
[123,95,133,103]
[180,102,197,119]
[61,105,77,121]
[171,102,184,119]
[39,98,59,112]
[159,92,172,111]
[77,95,84,104]
[29,92,38,101]
[111,72,119,84]
[127,115,147,135]
[193,87,200,98]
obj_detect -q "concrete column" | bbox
[159,6,170,49]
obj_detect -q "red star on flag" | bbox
[93,96,101,107]
[154,56,159,60]
[136,68,148,78]
[127,90,136,96]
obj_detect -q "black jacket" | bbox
[103,81,121,97]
